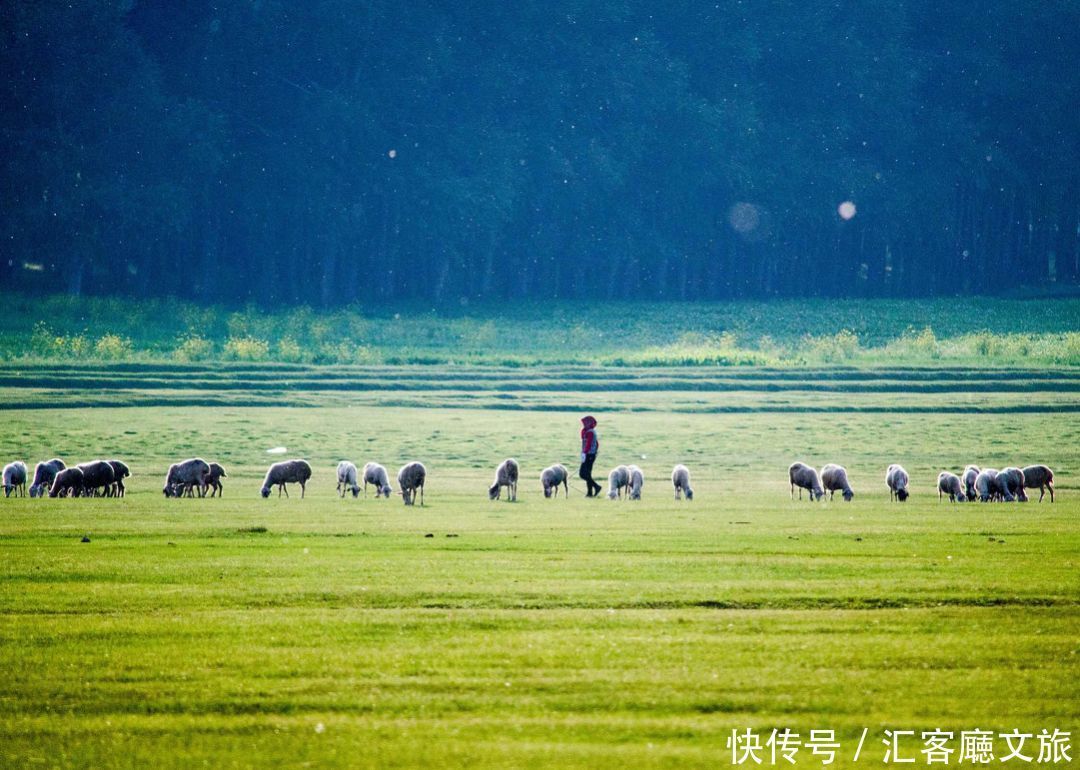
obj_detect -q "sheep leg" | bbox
[300,481,305,499]
[419,483,424,506]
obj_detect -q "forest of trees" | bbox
[1,1,1078,306]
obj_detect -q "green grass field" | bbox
[0,362,1077,767]
[3,293,1079,366]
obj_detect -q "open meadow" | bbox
[0,359,1077,768]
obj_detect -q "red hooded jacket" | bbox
[580,416,599,455]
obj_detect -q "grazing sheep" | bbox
[29,458,66,498]
[1021,464,1054,503]
[163,458,211,498]
[540,464,569,498]
[820,463,855,502]
[997,467,1026,502]
[626,464,645,500]
[206,462,228,497]
[3,461,27,498]
[885,464,909,502]
[975,469,1000,502]
[49,467,84,498]
[77,460,116,498]
[488,458,519,501]
[337,461,360,498]
[362,462,393,498]
[106,460,130,497]
[962,466,981,502]
[607,465,631,500]
[789,462,824,501]
[397,461,426,506]
[671,464,693,500]
[937,471,966,502]
[261,459,312,499]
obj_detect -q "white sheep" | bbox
[821,463,855,502]
[106,460,130,498]
[540,464,569,498]
[975,469,1000,502]
[885,464,909,502]
[962,465,980,502]
[337,461,361,498]
[48,467,84,498]
[261,459,312,499]
[1021,464,1054,502]
[163,458,211,498]
[397,461,426,506]
[671,464,693,500]
[789,462,824,501]
[607,465,631,500]
[627,464,644,500]
[489,458,519,501]
[997,467,1026,502]
[362,462,393,497]
[3,461,27,497]
[29,458,66,498]
[206,462,228,497]
[937,471,966,502]
[77,460,116,498]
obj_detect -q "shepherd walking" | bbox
[579,415,602,497]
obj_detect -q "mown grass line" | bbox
[4,375,1080,395]
[3,396,1078,413]
[3,361,1079,381]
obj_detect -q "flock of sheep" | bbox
[3,455,1055,504]
[2,459,130,499]
[336,460,426,505]
[788,461,1056,503]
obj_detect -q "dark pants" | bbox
[579,453,601,496]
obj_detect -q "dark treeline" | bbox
[2,1,1078,306]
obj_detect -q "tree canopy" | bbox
[2,1,1077,305]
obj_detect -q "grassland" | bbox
[2,293,1079,366]
[0,361,1077,767]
